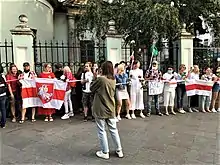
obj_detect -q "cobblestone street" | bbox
[0,113,219,165]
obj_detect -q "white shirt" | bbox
[163,73,177,91]
[81,71,94,93]
[188,72,199,80]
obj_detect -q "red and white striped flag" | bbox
[20,78,67,109]
[185,79,214,96]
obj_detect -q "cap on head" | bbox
[23,62,30,67]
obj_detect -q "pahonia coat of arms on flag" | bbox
[36,83,54,104]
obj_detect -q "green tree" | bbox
[77,0,220,41]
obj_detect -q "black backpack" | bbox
[0,74,8,96]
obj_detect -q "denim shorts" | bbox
[212,83,220,92]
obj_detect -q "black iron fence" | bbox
[121,42,179,73]
[193,41,220,72]
[0,40,14,72]
[33,40,106,74]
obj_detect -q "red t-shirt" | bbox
[6,74,18,92]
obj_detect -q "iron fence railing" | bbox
[0,40,14,72]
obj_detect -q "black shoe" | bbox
[92,116,95,122]
[84,116,88,122]
[156,112,163,116]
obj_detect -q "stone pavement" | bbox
[0,113,219,165]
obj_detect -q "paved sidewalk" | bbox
[0,113,219,165]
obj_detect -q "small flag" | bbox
[150,45,158,56]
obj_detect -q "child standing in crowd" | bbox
[201,67,215,113]
[19,62,37,123]
[210,67,220,112]
[145,61,163,116]
[163,67,177,115]
[115,64,131,120]
[129,60,145,119]
[0,65,8,128]
[187,65,200,113]
[91,61,123,159]
[176,64,187,114]
[81,62,94,121]
[6,64,21,122]
[38,63,56,122]
[61,66,76,120]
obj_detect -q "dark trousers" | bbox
[176,84,186,109]
[147,95,159,114]
[0,96,7,127]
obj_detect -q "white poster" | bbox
[148,81,164,95]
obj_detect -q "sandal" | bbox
[49,117,53,122]
[19,120,24,124]
[44,117,49,122]
[31,119,36,122]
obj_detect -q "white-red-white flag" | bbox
[185,79,214,96]
[20,78,67,109]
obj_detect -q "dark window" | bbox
[80,40,95,63]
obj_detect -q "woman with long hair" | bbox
[129,60,145,119]
[38,63,56,122]
[187,65,200,112]
[115,64,131,120]
[176,64,187,114]
[91,61,123,159]
[61,66,76,119]
[6,64,21,122]
[201,67,215,113]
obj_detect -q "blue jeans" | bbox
[95,118,122,153]
[147,95,159,114]
[176,84,186,109]
[0,96,7,127]
[201,95,211,110]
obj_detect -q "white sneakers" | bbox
[131,113,136,119]
[96,150,124,159]
[212,108,217,113]
[178,108,186,114]
[116,150,124,158]
[125,114,132,119]
[61,112,74,120]
[140,112,146,118]
[217,108,220,112]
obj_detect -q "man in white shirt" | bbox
[81,62,94,121]
[18,62,37,124]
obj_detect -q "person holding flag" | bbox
[145,61,163,117]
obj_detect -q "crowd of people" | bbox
[0,60,219,129]
[0,59,219,159]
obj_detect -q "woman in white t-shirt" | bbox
[162,67,177,116]
[187,65,200,113]
[81,62,94,121]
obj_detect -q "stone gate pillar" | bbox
[175,24,194,71]
[105,20,122,66]
[10,14,35,71]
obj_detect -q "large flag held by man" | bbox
[185,79,214,96]
[20,78,67,109]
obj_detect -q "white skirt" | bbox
[116,88,129,100]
